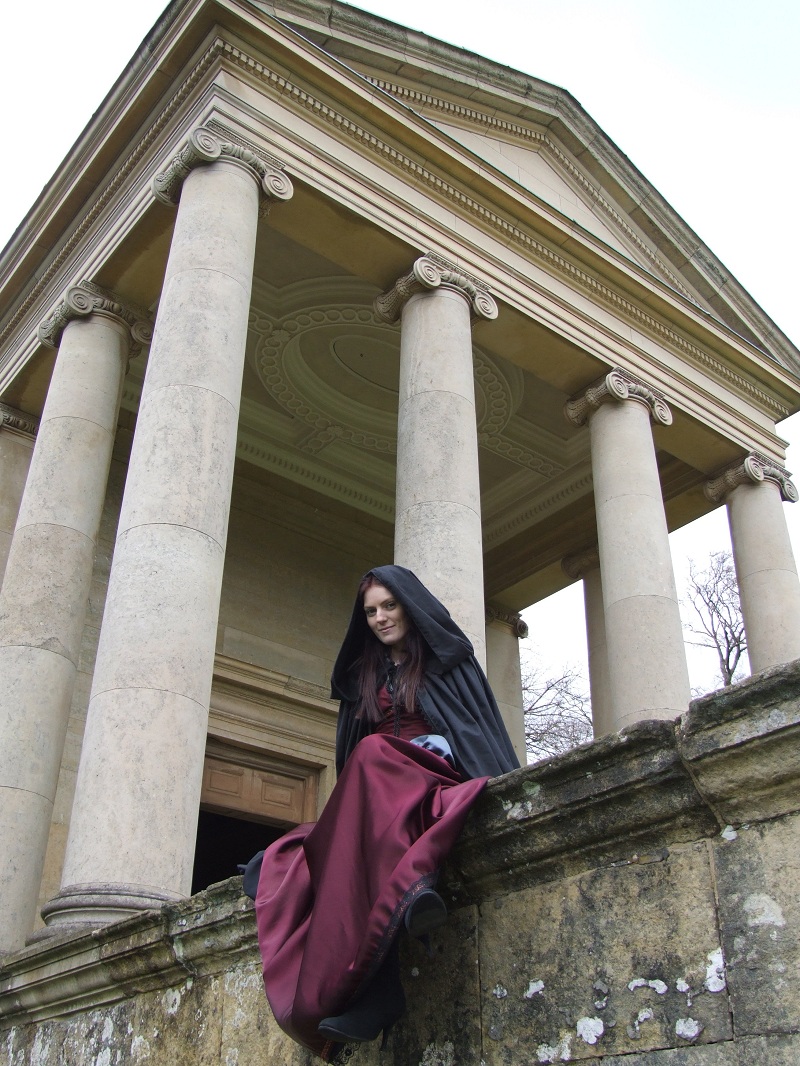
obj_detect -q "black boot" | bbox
[318,941,405,1046]
[404,889,447,940]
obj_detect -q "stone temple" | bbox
[1,2,799,1062]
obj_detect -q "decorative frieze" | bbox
[564,369,672,428]
[152,126,293,208]
[485,603,529,639]
[0,403,39,437]
[374,253,498,324]
[37,282,152,354]
[562,547,600,581]
[704,452,799,504]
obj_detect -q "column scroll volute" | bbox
[564,369,672,428]
[704,452,799,504]
[374,252,499,324]
[152,125,294,210]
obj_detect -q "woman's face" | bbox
[363,583,410,654]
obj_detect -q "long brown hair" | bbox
[355,574,427,723]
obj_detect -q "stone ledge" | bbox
[3,659,800,1032]
[447,658,800,901]
[447,719,717,901]
[678,657,800,825]
[0,879,254,1029]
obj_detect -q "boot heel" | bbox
[404,889,447,940]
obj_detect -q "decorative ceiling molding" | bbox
[248,285,560,476]
[0,403,39,437]
[484,468,595,547]
[220,41,790,417]
[235,422,395,520]
[253,306,397,453]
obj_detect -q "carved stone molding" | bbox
[247,288,556,476]
[485,603,529,639]
[704,452,799,504]
[564,368,673,428]
[367,78,697,303]
[0,403,39,437]
[2,36,791,422]
[562,547,600,581]
[484,469,594,547]
[37,282,153,354]
[374,253,499,324]
[152,125,294,208]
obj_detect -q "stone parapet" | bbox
[3,659,800,1062]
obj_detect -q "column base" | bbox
[37,883,185,939]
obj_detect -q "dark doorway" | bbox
[191,808,284,895]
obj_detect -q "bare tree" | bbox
[683,550,747,688]
[522,659,593,762]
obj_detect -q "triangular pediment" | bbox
[267,0,800,376]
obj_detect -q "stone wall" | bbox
[3,660,799,1064]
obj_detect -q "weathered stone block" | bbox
[713,811,800,1038]
[477,841,731,1063]
[4,659,800,1064]
[448,720,717,901]
[679,659,800,825]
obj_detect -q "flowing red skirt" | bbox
[255,733,488,1060]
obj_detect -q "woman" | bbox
[254,565,519,1062]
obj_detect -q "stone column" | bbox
[565,370,691,730]
[485,605,528,761]
[0,404,39,583]
[42,128,293,933]
[375,254,497,666]
[0,286,149,953]
[562,548,614,737]
[705,453,800,672]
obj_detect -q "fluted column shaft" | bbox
[566,371,690,730]
[0,290,144,953]
[376,255,497,666]
[485,606,528,760]
[43,129,293,932]
[706,454,800,672]
[0,404,38,582]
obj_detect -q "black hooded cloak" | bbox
[330,565,520,780]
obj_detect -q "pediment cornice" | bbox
[268,2,800,378]
[216,40,798,407]
[1,5,797,422]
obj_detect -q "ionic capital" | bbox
[152,126,294,208]
[374,253,499,324]
[38,282,153,354]
[485,602,529,638]
[0,402,39,437]
[564,369,672,428]
[704,452,799,504]
[562,547,600,581]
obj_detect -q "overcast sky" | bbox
[3,0,798,690]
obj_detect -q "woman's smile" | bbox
[363,584,409,653]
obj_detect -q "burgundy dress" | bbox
[254,690,488,1061]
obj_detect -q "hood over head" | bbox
[330,565,473,699]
